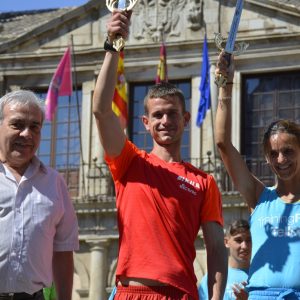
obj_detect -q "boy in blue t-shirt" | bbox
[199,219,252,300]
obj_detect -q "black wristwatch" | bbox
[104,37,118,52]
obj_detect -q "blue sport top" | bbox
[198,267,249,300]
[108,286,117,300]
[248,187,300,290]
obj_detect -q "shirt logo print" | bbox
[177,176,199,195]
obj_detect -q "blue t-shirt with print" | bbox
[248,187,300,290]
[198,267,249,300]
[108,286,117,300]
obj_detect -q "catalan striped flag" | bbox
[112,51,128,128]
[155,42,168,84]
[45,47,72,121]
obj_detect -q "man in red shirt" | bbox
[93,10,227,300]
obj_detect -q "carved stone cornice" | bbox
[131,0,204,42]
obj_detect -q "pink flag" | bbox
[45,47,72,121]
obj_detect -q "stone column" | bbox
[88,239,109,300]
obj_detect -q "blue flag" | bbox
[196,34,211,127]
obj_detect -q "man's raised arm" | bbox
[93,10,131,158]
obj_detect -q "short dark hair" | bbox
[226,219,250,237]
[143,82,186,115]
[263,119,300,155]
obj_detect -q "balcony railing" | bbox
[57,153,275,203]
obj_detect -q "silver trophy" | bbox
[214,0,249,87]
[106,0,139,52]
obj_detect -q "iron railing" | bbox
[57,153,275,203]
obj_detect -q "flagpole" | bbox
[201,27,206,164]
[209,83,216,160]
[197,32,211,166]
[70,34,86,197]
[200,122,203,166]
[207,32,216,161]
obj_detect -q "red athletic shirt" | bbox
[105,140,223,300]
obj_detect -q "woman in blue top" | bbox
[215,51,300,299]
[199,219,252,300]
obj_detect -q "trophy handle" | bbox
[113,37,126,52]
[214,33,249,87]
[214,33,226,52]
[106,0,139,51]
[106,0,138,12]
[214,32,249,56]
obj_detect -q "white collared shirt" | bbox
[0,157,79,294]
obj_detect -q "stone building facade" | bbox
[0,0,300,299]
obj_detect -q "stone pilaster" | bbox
[0,76,4,95]
[87,239,109,300]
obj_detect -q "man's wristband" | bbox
[103,37,124,52]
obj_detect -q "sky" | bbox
[0,0,89,13]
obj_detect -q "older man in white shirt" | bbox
[0,90,79,300]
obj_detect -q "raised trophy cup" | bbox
[106,0,139,52]
[214,0,249,87]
